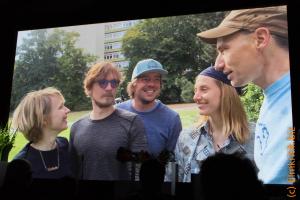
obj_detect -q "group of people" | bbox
[10,5,293,190]
[12,58,182,181]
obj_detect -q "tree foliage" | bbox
[241,83,264,122]
[11,29,97,111]
[121,12,225,103]
[175,77,194,103]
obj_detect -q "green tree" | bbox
[50,29,96,110]
[11,29,96,111]
[122,12,225,103]
[175,77,194,102]
[241,83,264,122]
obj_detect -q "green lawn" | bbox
[8,108,198,161]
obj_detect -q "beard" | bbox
[93,95,115,108]
[140,98,153,105]
[136,89,159,105]
[137,94,158,105]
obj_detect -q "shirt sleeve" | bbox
[69,123,82,179]
[128,115,149,153]
[175,132,185,182]
[166,114,182,152]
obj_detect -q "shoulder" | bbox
[157,101,179,117]
[71,115,89,128]
[116,100,131,109]
[178,127,197,141]
[56,136,69,146]
[14,143,31,159]
[114,108,139,121]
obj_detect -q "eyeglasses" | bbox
[96,79,119,89]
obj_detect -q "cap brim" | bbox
[197,26,241,44]
[133,69,168,80]
[138,69,168,77]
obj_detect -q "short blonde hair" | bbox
[83,61,122,96]
[12,87,65,143]
[196,77,250,144]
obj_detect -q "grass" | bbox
[8,107,198,161]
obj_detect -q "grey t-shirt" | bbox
[69,108,148,180]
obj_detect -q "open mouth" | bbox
[143,89,155,94]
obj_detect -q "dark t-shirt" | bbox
[69,108,148,180]
[14,136,73,179]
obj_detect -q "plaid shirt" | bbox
[174,122,254,182]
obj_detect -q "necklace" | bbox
[38,143,60,172]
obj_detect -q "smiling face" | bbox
[46,94,70,133]
[133,72,161,105]
[193,75,221,117]
[215,31,263,87]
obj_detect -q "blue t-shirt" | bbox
[254,72,293,184]
[117,100,182,157]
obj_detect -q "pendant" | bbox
[47,166,59,171]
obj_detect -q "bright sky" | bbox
[16,31,31,47]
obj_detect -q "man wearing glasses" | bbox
[117,59,182,159]
[69,61,148,180]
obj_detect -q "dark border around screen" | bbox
[0,0,299,196]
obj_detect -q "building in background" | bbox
[17,20,140,69]
[104,20,139,69]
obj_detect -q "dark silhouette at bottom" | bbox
[123,158,174,200]
[0,159,32,198]
[198,152,269,200]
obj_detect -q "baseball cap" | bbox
[131,59,168,80]
[197,6,287,44]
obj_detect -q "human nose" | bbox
[65,107,71,114]
[214,54,225,71]
[193,91,202,102]
[104,82,114,90]
[146,79,156,86]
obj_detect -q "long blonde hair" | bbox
[12,87,65,143]
[196,77,249,144]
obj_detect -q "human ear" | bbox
[43,117,49,127]
[86,88,92,97]
[254,27,271,49]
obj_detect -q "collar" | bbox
[197,121,237,148]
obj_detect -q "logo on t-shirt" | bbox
[256,123,269,156]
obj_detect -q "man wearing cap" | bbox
[117,59,182,158]
[197,6,292,184]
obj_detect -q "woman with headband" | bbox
[175,66,255,182]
